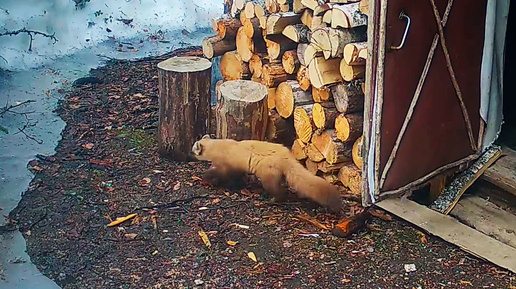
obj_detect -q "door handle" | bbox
[390,11,411,50]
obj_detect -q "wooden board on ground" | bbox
[376,196,516,274]
[480,146,516,198]
[450,195,516,249]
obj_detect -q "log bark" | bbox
[296,65,311,91]
[236,26,267,62]
[261,62,294,87]
[302,43,322,67]
[216,80,269,141]
[275,80,313,118]
[265,109,296,146]
[282,24,312,43]
[266,12,302,35]
[337,162,362,195]
[291,138,308,160]
[312,129,352,164]
[202,35,237,59]
[157,56,212,161]
[265,35,297,60]
[311,86,331,102]
[343,41,367,65]
[220,51,251,80]
[310,26,367,59]
[352,135,363,169]
[217,18,243,39]
[308,56,343,88]
[268,87,277,109]
[313,103,339,130]
[331,81,364,113]
[293,104,315,143]
[340,59,365,81]
[334,112,363,143]
[305,158,320,175]
[296,43,309,66]
[305,143,325,162]
[331,3,367,29]
[282,50,301,74]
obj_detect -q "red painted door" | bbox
[363,0,488,203]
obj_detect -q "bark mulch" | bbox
[9,47,515,289]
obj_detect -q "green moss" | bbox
[116,127,156,149]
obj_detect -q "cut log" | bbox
[308,56,343,88]
[322,173,340,184]
[313,3,334,16]
[293,104,315,143]
[282,24,312,43]
[311,86,331,102]
[255,2,267,18]
[322,10,333,24]
[291,138,308,160]
[337,162,362,195]
[261,62,294,87]
[216,80,269,141]
[259,15,268,29]
[359,0,369,16]
[282,50,301,74]
[275,80,313,118]
[157,56,212,161]
[268,87,277,109]
[343,41,367,65]
[340,59,365,81]
[265,109,296,146]
[361,80,366,94]
[310,26,367,59]
[265,36,297,60]
[305,158,319,175]
[296,43,309,66]
[331,209,370,237]
[331,3,367,29]
[311,16,326,31]
[266,12,302,35]
[280,4,290,12]
[245,0,266,18]
[220,51,251,81]
[293,0,306,13]
[312,129,352,164]
[236,26,267,62]
[301,0,323,11]
[202,35,237,59]
[331,81,364,113]
[217,18,243,39]
[312,103,339,130]
[305,143,325,161]
[318,161,347,173]
[235,0,246,10]
[352,135,363,169]
[334,112,363,143]
[300,9,314,28]
[296,65,311,91]
[243,17,262,38]
[249,53,268,77]
[265,0,280,13]
[303,43,322,67]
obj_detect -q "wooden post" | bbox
[216,80,269,141]
[157,56,212,161]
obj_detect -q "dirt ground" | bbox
[8,47,516,289]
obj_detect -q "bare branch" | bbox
[0,100,36,117]
[0,28,58,51]
[15,119,43,144]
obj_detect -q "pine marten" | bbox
[191,135,342,213]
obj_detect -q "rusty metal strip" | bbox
[379,0,455,189]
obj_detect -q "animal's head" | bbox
[191,134,212,160]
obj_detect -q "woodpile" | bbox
[202,0,368,196]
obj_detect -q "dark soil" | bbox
[9,47,515,289]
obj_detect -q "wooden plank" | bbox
[450,195,516,249]
[429,145,502,214]
[376,196,516,274]
[481,146,516,197]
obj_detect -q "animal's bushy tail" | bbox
[282,158,342,212]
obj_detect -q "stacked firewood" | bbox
[202,0,368,195]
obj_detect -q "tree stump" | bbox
[157,56,212,161]
[216,80,269,141]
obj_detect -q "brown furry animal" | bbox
[191,135,342,212]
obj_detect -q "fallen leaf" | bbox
[139,177,151,187]
[232,223,250,229]
[198,230,211,248]
[124,233,138,239]
[460,281,472,286]
[45,90,51,97]
[192,176,202,181]
[152,250,158,255]
[31,166,44,171]
[133,93,146,98]
[198,207,209,211]
[82,143,94,150]
[341,279,351,283]
[417,231,428,244]
[248,252,257,263]
[107,213,138,227]
[226,240,238,246]
[152,170,164,174]
[404,263,417,273]
[173,182,181,190]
